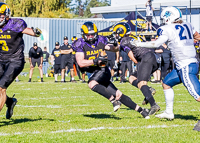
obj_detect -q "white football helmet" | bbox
[160,6,182,25]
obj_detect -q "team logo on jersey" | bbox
[54,51,60,57]
[157,28,163,36]
[0,35,11,39]
[68,45,71,48]
[86,49,102,56]
[0,29,2,33]
[91,45,95,48]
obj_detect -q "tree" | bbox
[84,0,110,18]
[6,0,74,18]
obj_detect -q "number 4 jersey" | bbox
[158,22,197,70]
[0,18,27,61]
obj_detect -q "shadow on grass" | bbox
[175,114,198,120]
[0,118,55,127]
[83,114,121,120]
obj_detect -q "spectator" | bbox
[42,47,49,77]
[145,0,154,33]
[119,47,133,83]
[51,42,61,82]
[60,36,76,82]
[106,51,119,82]
[28,42,43,82]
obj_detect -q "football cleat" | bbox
[149,103,160,115]
[6,94,17,119]
[155,111,174,120]
[140,108,150,119]
[193,120,200,131]
[111,100,121,112]
[142,87,156,105]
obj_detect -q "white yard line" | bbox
[0,124,194,136]
[15,104,98,108]
[16,105,62,108]
[18,96,94,100]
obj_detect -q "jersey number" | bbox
[175,24,192,40]
[0,40,9,51]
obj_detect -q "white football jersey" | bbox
[146,4,153,16]
[158,22,197,70]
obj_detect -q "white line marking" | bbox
[0,124,194,136]
[15,104,98,108]
[16,105,62,108]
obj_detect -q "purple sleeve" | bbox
[120,45,131,54]
[72,38,84,52]
[6,18,27,33]
[98,35,108,45]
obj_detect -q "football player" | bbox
[0,2,42,119]
[72,21,150,119]
[112,22,160,115]
[132,6,200,131]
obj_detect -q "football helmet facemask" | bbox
[160,6,182,25]
[81,21,98,44]
[0,2,10,27]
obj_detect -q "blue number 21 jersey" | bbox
[157,22,197,70]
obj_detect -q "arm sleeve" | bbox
[72,39,84,52]
[29,49,32,58]
[11,19,27,33]
[120,38,132,54]
[138,27,169,48]
[139,35,168,48]
[99,36,108,45]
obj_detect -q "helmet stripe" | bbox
[173,6,182,18]
[93,23,97,33]
[81,25,89,34]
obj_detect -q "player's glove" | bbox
[93,51,108,67]
[31,27,42,37]
[130,37,141,47]
[108,37,118,47]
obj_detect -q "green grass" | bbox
[0,63,200,142]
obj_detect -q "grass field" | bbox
[0,63,200,142]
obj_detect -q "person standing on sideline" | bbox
[132,6,200,131]
[106,50,118,82]
[28,42,44,82]
[42,47,49,77]
[145,0,154,33]
[119,46,133,83]
[51,42,62,82]
[0,2,42,119]
[60,36,76,82]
